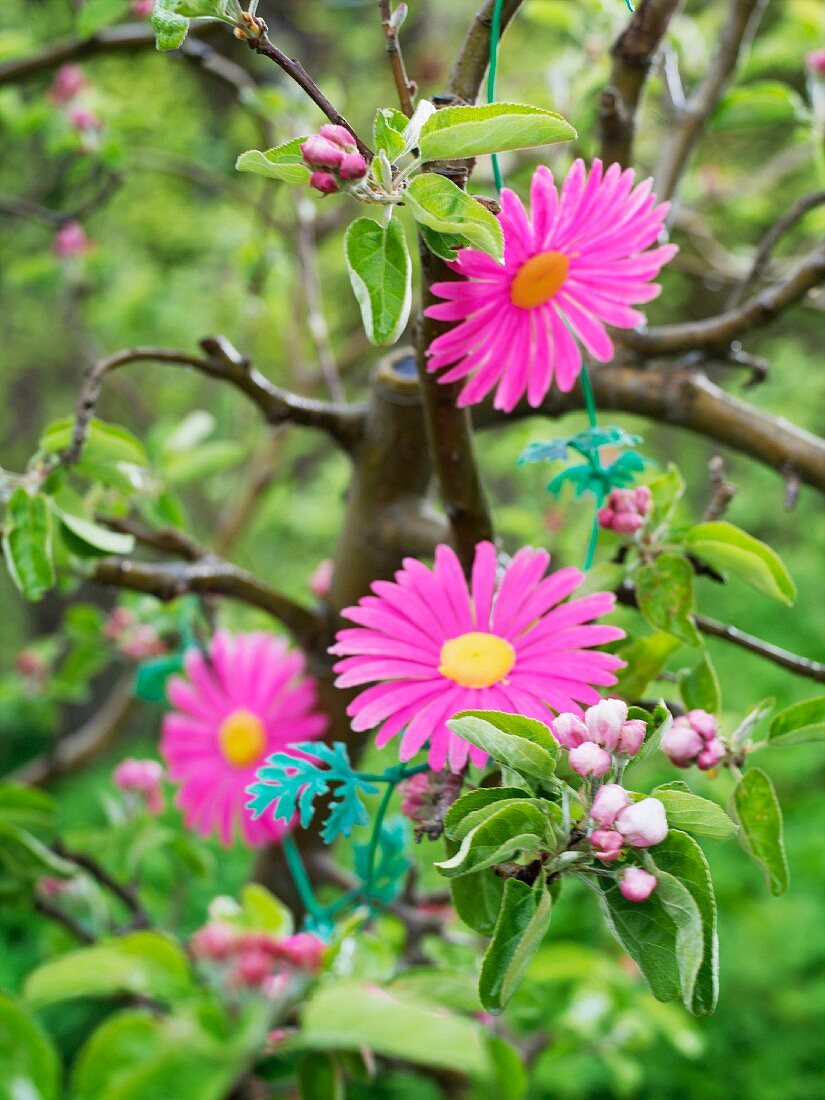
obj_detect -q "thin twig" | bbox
[294,197,344,402]
[702,456,738,521]
[34,898,95,944]
[727,191,825,308]
[53,844,152,928]
[377,0,415,117]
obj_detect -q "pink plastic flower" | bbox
[113,757,165,814]
[161,631,327,846]
[806,48,825,76]
[425,159,676,411]
[331,541,624,772]
[619,866,658,902]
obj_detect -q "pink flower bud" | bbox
[619,866,658,902]
[265,1028,290,1051]
[113,758,165,815]
[806,48,825,76]
[103,606,135,639]
[613,512,645,534]
[399,771,431,821]
[632,486,652,513]
[49,64,86,105]
[568,741,612,777]
[584,698,627,750]
[309,559,333,598]
[301,135,345,168]
[309,170,339,195]
[615,798,668,848]
[697,738,725,771]
[590,828,623,863]
[590,783,631,827]
[191,921,238,961]
[661,718,705,767]
[597,506,615,530]
[37,877,69,898]
[275,933,325,971]
[53,221,89,258]
[319,124,356,149]
[15,650,45,677]
[616,718,646,757]
[598,488,650,534]
[339,151,368,180]
[131,0,154,14]
[67,106,101,132]
[552,712,588,749]
[232,948,273,987]
[684,709,718,742]
[120,624,166,660]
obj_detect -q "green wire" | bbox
[580,364,599,428]
[283,834,323,921]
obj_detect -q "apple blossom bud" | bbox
[552,712,588,749]
[684,709,718,741]
[399,771,431,821]
[568,741,612,777]
[619,866,658,902]
[319,124,356,149]
[275,933,325,971]
[37,877,69,898]
[590,783,631,827]
[68,106,101,132]
[597,487,651,534]
[49,64,86,105]
[131,0,154,14]
[596,505,616,529]
[53,221,89,258]
[191,921,238,961]
[339,151,368,180]
[309,171,339,195]
[612,511,646,534]
[633,485,652,512]
[616,719,646,757]
[615,798,668,848]
[661,719,705,767]
[309,559,333,598]
[113,758,165,815]
[697,738,725,771]
[584,698,627,750]
[301,135,344,168]
[590,828,623,862]
[232,948,273,987]
[15,650,46,678]
[806,48,825,76]
[120,624,166,660]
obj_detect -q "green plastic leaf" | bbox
[25,932,194,1008]
[298,1052,344,1100]
[679,651,721,713]
[53,505,135,557]
[235,137,312,184]
[731,768,789,895]
[405,174,503,258]
[479,878,553,1014]
[652,783,737,840]
[615,632,681,698]
[435,802,547,879]
[685,521,796,606]
[635,553,701,646]
[0,992,59,1100]
[418,102,576,161]
[2,488,55,601]
[765,696,825,747]
[447,712,558,779]
[344,217,412,346]
[372,107,407,161]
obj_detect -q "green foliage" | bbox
[344,218,412,347]
[0,992,60,1100]
[651,783,737,841]
[447,711,558,780]
[685,521,797,605]
[235,138,312,184]
[479,877,553,1014]
[2,488,55,601]
[679,651,721,712]
[731,768,789,896]
[764,695,825,747]
[404,175,503,258]
[635,554,701,647]
[417,103,576,161]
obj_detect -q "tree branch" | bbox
[618,240,825,356]
[58,337,364,470]
[598,0,683,168]
[53,844,151,929]
[654,0,769,202]
[474,362,825,493]
[34,898,95,944]
[377,0,415,118]
[445,0,524,104]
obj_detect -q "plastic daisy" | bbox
[330,541,625,772]
[425,158,676,411]
[161,631,327,847]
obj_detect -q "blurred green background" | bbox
[1,0,824,1096]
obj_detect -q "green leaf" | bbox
[615,632,681,698]
[0,992,60,1100]
[164,440,245,484]
[731,768,789,895]
[240,883,293,936]
[444,786,531,842]
[648,464,685,527]
[298,1052,344,1100]
[598,879,680,1005]
[0,822,74,879]
[635,553,701,646]
[418,102,576,161]
[405,174,503,259]
[53,505,135,557]
[764,696,825,747]
[685,521,796,606]
[40,417,148,469]
[435,802,547,879]
[711,80,808,131]
[2,488,55,601]
[344,217,412,346]
[447,712,558,780]
[76,0,129,38]
[652,783,737,840]
[679,651,721,712]
[25,932,194,1008]
[0,784,56,833]
[479,878,553,1014]
[151,0,241,51]
[235,137,312,184]
[449,860,506,937]
[418,223,470,261]
[372,107,407,161]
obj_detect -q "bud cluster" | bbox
[597,485,652,534]
[190,922,325,993]
[662,709,725,771]
[113,758,165,815]
[552,699,646,777]
[301,126,368,195]
[589,784,667,902]
[104,607,167,660]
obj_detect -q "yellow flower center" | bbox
[438,631,516,689]
[218,709,266,768]
[510,250,570,310]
